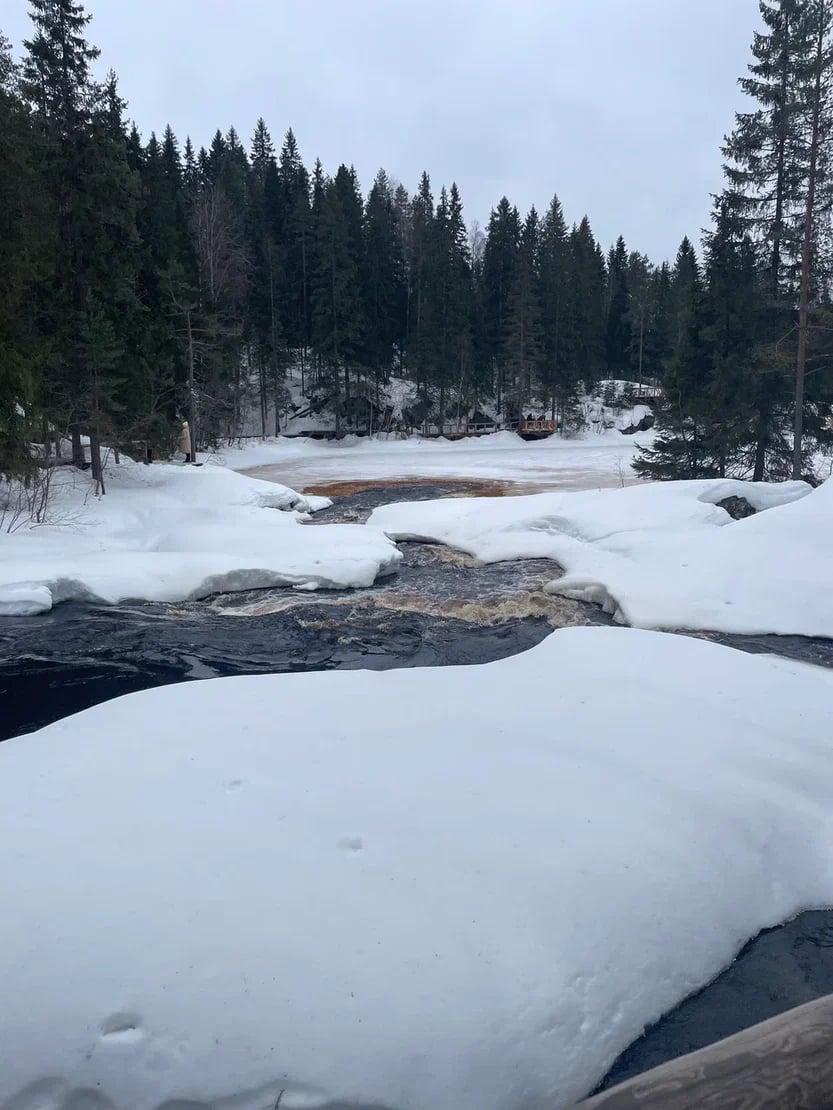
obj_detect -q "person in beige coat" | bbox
[178,420,192,463]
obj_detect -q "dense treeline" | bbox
[0,0,683,484]
[638,0,833,482]
[1,0,832,489]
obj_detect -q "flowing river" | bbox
[2,476,832,1092]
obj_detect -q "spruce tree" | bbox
[605,236,631,378]
[20,0,99,132]
[562,217,606,395]
[406,172,438,401]
[309,166,365,434]
[0,32,47,479]
[668,237,701,359]
[643,262,673,384]
[20,0,101,464]
[482,197,521,414]
[279,128,311,360]
[20,0,148,478]
[248,119,287,434]
[538,195,576,425]
[503,208,542,426]
[721,0,833,476]
[625,251,655,387]
[364,169,405,403]
[637,211,769,480]
[444,183,474,425]
[791,0,833,475]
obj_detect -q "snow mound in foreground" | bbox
[369,477,830,637]
[2,627,833,1110]
[0,460,400,615]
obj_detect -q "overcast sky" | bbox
[5,0,762,261]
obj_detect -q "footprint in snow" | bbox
[99,1013,144,1045]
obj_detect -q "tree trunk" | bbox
[753,432,767,482]
[89,432,105,495]
[301,221,309,387]
[268,241,282,433]
[517,319,526,430]
[70,426,84,468]
[771,13,792,296]
[792,12,825,480]
[260,358,268,438]
[186,310,198,458]
[455,351,465,431]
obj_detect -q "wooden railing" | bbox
[577,991,833,1108]
[421,422,499,437]
[629,385,662,401]
[520,418,558,434]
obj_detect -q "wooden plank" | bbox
[520,419,558,434]
[577,992,833,1109]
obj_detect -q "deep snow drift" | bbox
[369,477,832,638]
[210,427,653,492]
[2,628,833,1110]
[0,459,400,616]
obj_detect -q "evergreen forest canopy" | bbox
[1,0,832,487]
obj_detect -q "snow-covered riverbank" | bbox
[2,627,833,1110]
[369,476,833,638]
[0,429,649,619]
[0,458,400,616]
[3,440,831,640]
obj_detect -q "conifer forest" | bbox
[2,0,832,484]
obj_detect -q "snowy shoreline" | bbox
[369,476,833,639]
[0,429,648,619]
[3,435,831,641]
[2,627,832,1109]
[0,458,400,616]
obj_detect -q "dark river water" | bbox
[2,480,832,1094]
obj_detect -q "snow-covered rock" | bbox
[0,458,400,616]
[615,403,655,435]
[368,477,831,637]
[1,628,832,1109]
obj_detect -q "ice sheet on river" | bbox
[369,477,832,637]
[210,427,652,491]
[0,459,400,615]
[2,627,833,1109]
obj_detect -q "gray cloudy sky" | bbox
[5,0,761,260]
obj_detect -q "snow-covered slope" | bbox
[368,477,830,637]
[1,628,832,1110]
[0,459,400,616]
